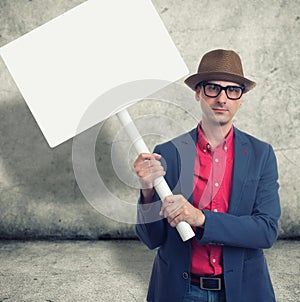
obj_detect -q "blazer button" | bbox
[182,272,189,280]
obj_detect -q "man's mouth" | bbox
[212,107,228,112]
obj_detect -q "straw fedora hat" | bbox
[184,49,256,93]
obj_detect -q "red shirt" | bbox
[191,124,234,276]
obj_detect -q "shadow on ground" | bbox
[0,240,299,301]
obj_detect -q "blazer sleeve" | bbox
[135,145,168,250]
[196,144,281,249]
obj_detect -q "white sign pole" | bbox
[117,109,195,241]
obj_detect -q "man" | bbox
[133,49,280,302]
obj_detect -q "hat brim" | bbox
[184,72,256,93]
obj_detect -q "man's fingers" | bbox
[137,165,165,178]
[144,170,166,183]
[138,153,161,162]
[164,204,182,219]
[138,168,166,190]
[159,195,187,220]
[160,199,180,217]
[134,153,163,171]
[133,153,151,168]
[133,153,165,190]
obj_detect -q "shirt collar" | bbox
[197,122,234,153]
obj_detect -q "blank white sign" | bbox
[0,0,188,148]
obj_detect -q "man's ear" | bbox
[195,89,201,102]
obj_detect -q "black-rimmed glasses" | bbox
[200,82,245,100]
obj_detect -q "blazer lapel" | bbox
[175,127,197,204]
[228,128,250,214]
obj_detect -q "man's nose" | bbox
[216,89,228,104]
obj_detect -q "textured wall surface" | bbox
[0,0,299,239]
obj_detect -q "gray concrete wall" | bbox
[0,0,299,239]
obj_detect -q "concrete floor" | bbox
[0,240,299,302]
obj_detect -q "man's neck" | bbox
[200,120,233,148]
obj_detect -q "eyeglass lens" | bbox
[203,83,243,100]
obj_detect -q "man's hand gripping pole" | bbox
[117,109,195,242]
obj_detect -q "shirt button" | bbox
[214,182,219,187]
[207,144,211,149]
[212,259,216,263]
[182,272,189,280]
[203,149,207,153]
[214,209,218,212]
[224,146,228,151]
[215,158,219,163]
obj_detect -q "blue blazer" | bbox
[136,127,281,302]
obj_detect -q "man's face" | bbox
[195,80,243,127]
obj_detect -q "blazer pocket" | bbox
[244,249,263,262]
[241,252,274,300]
[242,252,266,280]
